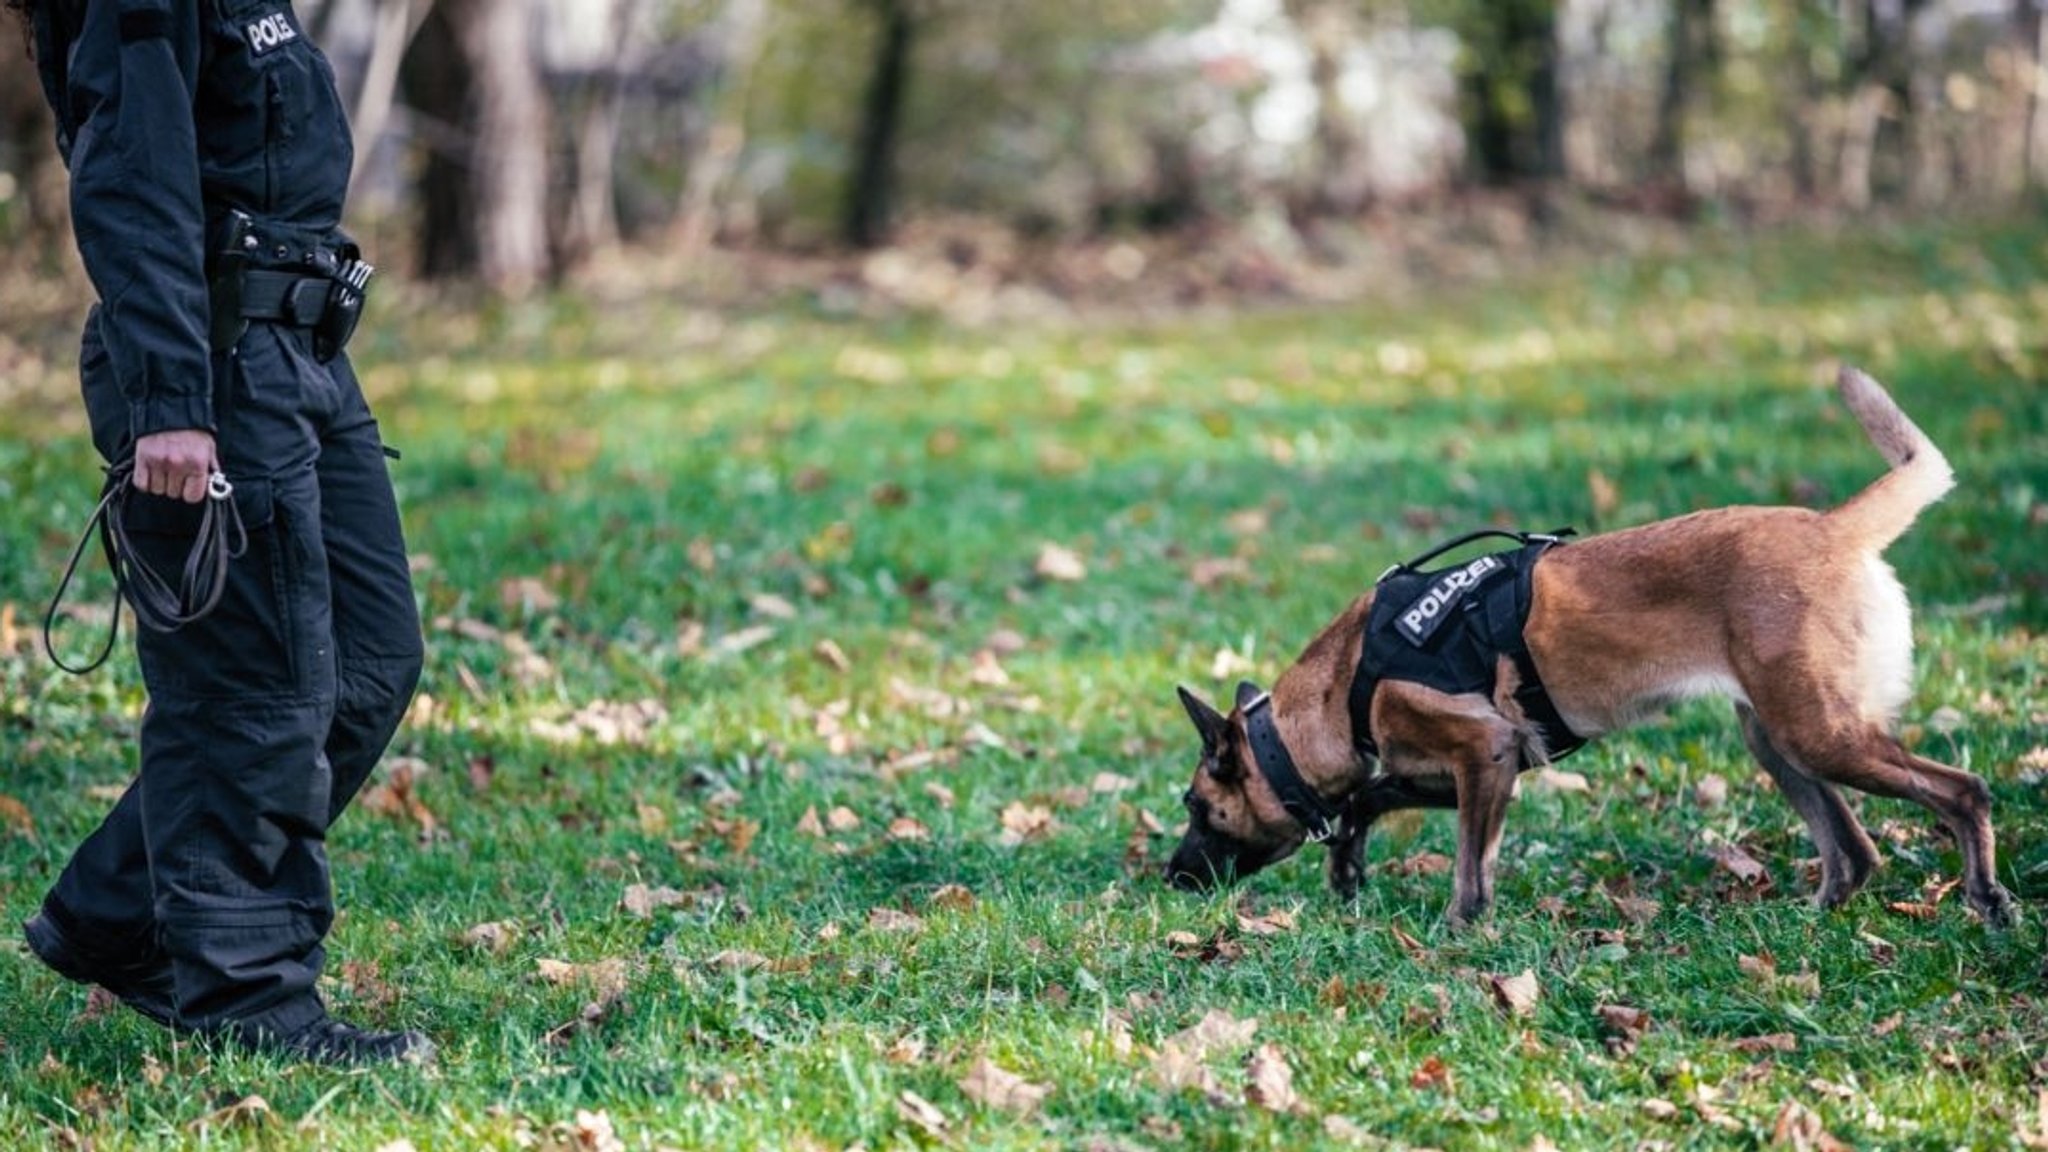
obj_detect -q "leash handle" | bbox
[1377,526,1576,583]
[41,462,248,676]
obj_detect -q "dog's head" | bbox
[1163,681,1312,891]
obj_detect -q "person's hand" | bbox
[132,429,220,504]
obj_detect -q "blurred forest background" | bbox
[3,0,2046,311]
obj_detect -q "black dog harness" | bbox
[1236,528,1586,843]
[1348,528,1585,764]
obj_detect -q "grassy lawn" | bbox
[2,217,2045,1150]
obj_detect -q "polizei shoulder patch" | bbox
[243,9,301,56]
[1391,553,1507,645]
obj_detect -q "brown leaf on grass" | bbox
[796,807,827,837]
[1487,969,1540,1018]
[1529,767,1591,794]
[1409,1054,1454,1092]
[1710,842,1772,888]
[886,817,930,842]
[498,576,560,614]
[813,638,852,673]
[535,958,632,999]
[358,757,440,837]
[620,884,721,919]
[998,802,1056,846]
[339,959,398,1012]
[1190,556,1251,589]
[1694,773,1729,809]
[826,806,862,832]
[1886,900,1941,921]
[1772,1099,1854,1151]
[0,601,20,656]
[0,795,35,840]
[542,1110,626,1152]
[968,648,1012,687]
[959,1056,1052,1115]
[1235,904,1299,937]
[1641,1098,1680,1121]
[1739,952,1778,981]
[1169,1010,1259,1060]
[1390,924,1428,958]
[461,920,521,953]
[1387,851,1453,877]
[884,1034,926,1065]
[1164,929,1246,964]
[1322,1115,1376,1145]
[867,907,924,934]
[1607,891,1662,925]
[707,816,760,856]
[1733,1033,1799,1054]
[924,782,956,809]
[1091,772,1137,794]
[1034,542,1087,582]
[1244,1043,1306,1113]
[895,1091,950,1140]
[928,884,975,911]
[189,1095,271,1133]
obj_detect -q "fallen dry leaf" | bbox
[1235,904,1299,937]
[1409,1053,1454,1092]
[813,637,852,673]
[1772,1099,1854,1151]
[189,1095,270,1133]
[886,817,930,842]
[867,907,924,933]
[1588,468,1620,521]
[895,1091,950,1139]
[998,802,1056,846]
[796,806,827,837]
[1033,542,1087,582]
[826,806,862,832]
[1529,767,1591,794]
[1694,773,1729,808]
[498,575,560,614]
[534,958,632,999]
[0,795,35,840]
[1487,969,1540,1018]
[1244,1043,1306,1113]
[1091,772,1136,794]
[1641,1097,1680,1121]
[1711,842,1772,887]
[1733,1033,1799,1054]
[620,884,718,919]
[959,1056,1052,1115]
[928,884,975,911]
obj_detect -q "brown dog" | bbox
[1166,367,2017,929]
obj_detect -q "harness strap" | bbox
[1241,692,1343,842]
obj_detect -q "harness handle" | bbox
[1377,526,1576,583]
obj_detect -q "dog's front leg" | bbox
[1449,749,1520,929]
[1327,779,1460,900]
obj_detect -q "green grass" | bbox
[3,215,2046,1150]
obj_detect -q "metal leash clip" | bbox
[207,471,234,501]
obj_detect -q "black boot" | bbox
[23,907,179,1030]
[230,1011,437,1068]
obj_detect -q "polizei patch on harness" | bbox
[243,10,301,56]
[1394,553,1506,645]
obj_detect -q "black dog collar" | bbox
[1241,692,1343,843]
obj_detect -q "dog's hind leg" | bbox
[1753,694,2017,928]
[1736,703,1881,910]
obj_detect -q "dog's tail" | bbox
[1827,366,1954,552]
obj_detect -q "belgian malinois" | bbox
[1166,367,2016,929]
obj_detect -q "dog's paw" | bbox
[1974,885,2021,931]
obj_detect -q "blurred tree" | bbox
[1446,0,1565,185]
[0,33,67,264]
[404,0,551,292]
[845,0,921,248]
[1649,0,1715,194]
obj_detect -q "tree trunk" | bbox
[844,0,915,249]
[348,0,435,202]
[1463,0,1562,187]
[1650,0,1715,188]
[674,0,770,254]
[403,0,551,293]
[1,35,69,266]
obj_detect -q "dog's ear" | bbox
[1177,685,1230,756]
[1234,680,1264,711]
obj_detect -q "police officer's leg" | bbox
[315,353,423,818]
[28,318,178,1024]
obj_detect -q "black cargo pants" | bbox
[42,311,422,1037]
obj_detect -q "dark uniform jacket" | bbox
[33,0,351,441]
